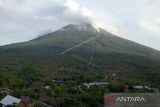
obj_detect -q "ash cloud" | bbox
[0,0,115,45]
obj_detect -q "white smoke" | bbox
[0,0,119,45]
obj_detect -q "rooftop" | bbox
[0,95,21,106]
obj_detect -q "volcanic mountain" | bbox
[0,23,160,72]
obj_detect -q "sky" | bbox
[0,0,160,51]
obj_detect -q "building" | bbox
[44,85,51,90]
[144,86,151,90]
[53,80,65,84]
[133,86,144,90]
[0,95,21,107]
[19,97,34,107]
[0,88,13,94]
[133,85,151,90]
[83,82,109,89]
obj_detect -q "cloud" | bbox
[139,20,160,38]
[0,0,88,45]
[0,0,122,46]
[64,0,79,12]
[98,0,160,50]
[2,0,159,51]
[29,0,96,25]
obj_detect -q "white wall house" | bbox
[0,95,21,107]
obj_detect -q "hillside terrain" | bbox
[0,23,160,107]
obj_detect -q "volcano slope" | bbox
[0,23,160,106]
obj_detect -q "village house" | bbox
[133,85,152,90]
[0,95,21,107]
[74,85,82,92]
[133,86,144,90]
[83,82,109,89]
[0,95,36,107]
[112,73,116,77]
[0,88,13,94]
[52,80,65,84]
[43,85,52,95]
[44,85,51,90]
[44,85,51,91]
[18,96,34,107]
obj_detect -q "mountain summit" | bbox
[61,23,100,32]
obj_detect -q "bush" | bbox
[17,65,44,84]
[53,86,63,97]
[109,83,125,92]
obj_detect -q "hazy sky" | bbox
[0,0,160,51]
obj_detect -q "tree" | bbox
[17,65,44,84]
[12,79,24,89]
[0,73,3,87]
[53,86,63,97]
[108,83,125,92]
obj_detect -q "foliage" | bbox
[53,86,63,97]
[108,83,125,92]
[17,65,44,84]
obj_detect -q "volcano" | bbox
[0,23,160,71]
